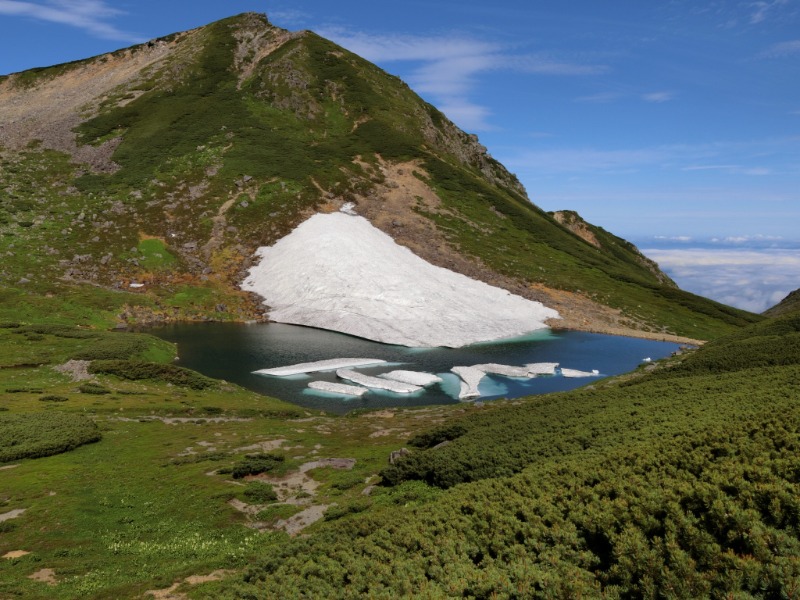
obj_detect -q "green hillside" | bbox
[765,288,800,317]
[0,13,759,340]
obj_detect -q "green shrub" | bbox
[71,335,148,361]
[331,473,365,491]
[243,482,278,504]
[255,504,302,524]
[407,424,466,449]
[323,499,370,521]
[88,360,215,390]
[168,451,229,466]
[14,324,96,339]
[78,382,111,395]
[39,395,68,402]
[0,412,101,462]
[231,453,285,479]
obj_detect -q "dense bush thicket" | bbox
[381,314,800,489]
[10,323,172,362]
[243,481,278,503]
[0,412,101,462]
[229,413,800,599]
[70,335,150,361]
[212,313,800,599]
[89,360,215,389]
[407,424,466,449]
[231,453,285,479]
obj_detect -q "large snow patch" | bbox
[242,212,559,347]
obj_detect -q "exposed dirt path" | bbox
[145,569,234,599]
[28,568,57,585]
[0,509,26,522]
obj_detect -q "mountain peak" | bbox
[0,14,760,342]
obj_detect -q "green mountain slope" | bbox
[0,13,759,340]
[765,288,800,317]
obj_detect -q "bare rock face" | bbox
[389,448,410,465]
[551,210,602,249]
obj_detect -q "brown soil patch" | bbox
[363,410,395,419]
[2,550,30,559]
[232,438,287,453]
[0,509,26,522]
[368,428,406,438]
[146,569,233,599]
[28,568,57,585]
[53,359,92,381]
[274,504,330,537]
[252,457,356,503]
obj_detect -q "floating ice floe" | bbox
[525,362,559,375]
[308,381,368,397]
[451,366,486,400]
[378,370,443,386]
[336,369,423,394]
[242,213,560,347]
[473,363,533,378]
[254,358,386,377]
[560,368,600,378]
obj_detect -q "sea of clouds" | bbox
[639,236,800,313]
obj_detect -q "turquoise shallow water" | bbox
[148,323,682,415]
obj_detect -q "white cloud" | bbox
[642,248,800,312]
[749,0,789,24]
[654,235,693,242]
[574,91,623,103]
[715,234,785,244]
[681,164,771,175]
[315,27,606,132]
[504,136,799,176]
[267,9,310,26]
[681,164,739,171]
[642,91,675,103]
[759,39,800,58]
[0,0,141,42]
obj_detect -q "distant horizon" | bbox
[637,238,799,313]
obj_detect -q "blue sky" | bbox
[1,1,798,309]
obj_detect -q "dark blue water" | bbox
[148,323,681,414]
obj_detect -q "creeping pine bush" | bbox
[243,482,278,503]
[70,335,148,361]
[39,394,68,402]
[231,453,285,479]
[89,360,215,390]
[78,382,110,394]
[0,412,101,462]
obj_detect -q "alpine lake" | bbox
[147,322,684,415]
